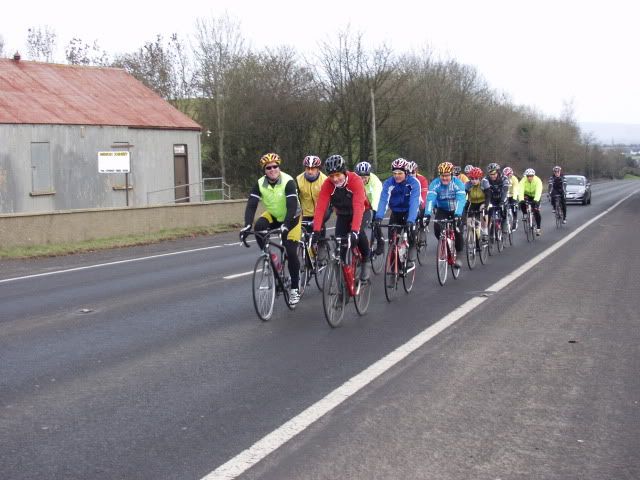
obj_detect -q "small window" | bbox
[31,142,53,194]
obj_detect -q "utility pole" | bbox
[370,87,377,170]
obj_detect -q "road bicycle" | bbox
[322,235,371,328]
[550,194,564,229]
[242,229,296,321]
[522,199,536,243]
[465,208,488,269]
[382,223,416,302]
[433,217,461,286]
[297,220,331,296]
[505,205,514,246]
[487,205,505,255]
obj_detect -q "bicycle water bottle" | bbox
[270,252,282,274]
[342,264,355,296]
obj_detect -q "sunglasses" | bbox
[265,165,280,171]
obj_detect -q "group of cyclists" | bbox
[240,152,570,306]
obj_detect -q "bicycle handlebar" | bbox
[240,228,284,248]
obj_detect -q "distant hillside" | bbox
[580,122,640,145]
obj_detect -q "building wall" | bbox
[0,200,249,248]
[0,124,202,214]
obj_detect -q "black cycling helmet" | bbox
[325,154,347,174]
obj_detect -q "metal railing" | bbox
[146,177,231,205]
[202,177,232,201]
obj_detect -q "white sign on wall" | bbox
[98,151,130,173]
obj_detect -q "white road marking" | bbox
[0,245,223,284]
[201,188,639,480]
[223,270,258,280]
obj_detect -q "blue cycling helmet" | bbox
[354,161,372,176]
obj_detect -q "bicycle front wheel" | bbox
[354,260,371,315]
[313,241,331,291]
[479,232,489,265]
[322,260,346,328]
[297,242,309,298]
[252,255,276,321]
[466,227,477,269]
[436,236,448,286]
[524,216,532,242]
[384,244,400,302]
[488,222,495,256]
[371,238,385,275]
[403,258,416,293]
[416,227,428,265]
[496,224,504,252]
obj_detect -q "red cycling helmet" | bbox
[469,167,484,180]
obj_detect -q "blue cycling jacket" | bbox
[375,175,421,223]
[426,177,466,216]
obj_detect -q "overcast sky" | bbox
[2,0,639,126]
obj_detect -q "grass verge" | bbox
[0,224,240,260]
[623,174,640,180]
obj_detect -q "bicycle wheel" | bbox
[436,236,448,286]
[313,241,330,291]
[466,226,477,269]
[384,244,400,302]
[479,231,489,265]
[496,223,504,252]
[506,210,514,246]
[280,257,295,310]
[322,259,345,328]
[416,226,428,266]
[354,259,371,315]
[252,255,276,321]
[530,213,536,242]
[297,242,309,298]
[487,221,495,256]
[524,215,532,243]
[402,256,416,293]
[371,238,385,275]
[450,240,461,279]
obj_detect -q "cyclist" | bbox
[355,161,384,256]
[240,153,303,304]
[454,165,469,184]
[312,154,371,281]
[425,162,467,268]
[502,167,519,231]
[464,166,490,237]
[485,162,510,233]
[373,158,422,267]
[548,165,567,224]
[463,164,474,178]
[296,155,329,245]
[407,161,429,213]
[518,168,543,236]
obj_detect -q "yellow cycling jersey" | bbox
[507,175,520,200]
[518,175,543,202]
[296,171,328,217]
[467,183,486,204]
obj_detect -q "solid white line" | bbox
[223,270,257,280]
[0,245,223,285]
[201,188,639,480]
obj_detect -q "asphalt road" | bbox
[1,180,638,480]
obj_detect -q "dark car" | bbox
[564,175,591,205]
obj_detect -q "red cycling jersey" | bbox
[313,171,368,233]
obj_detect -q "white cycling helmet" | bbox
[524,168,536,176]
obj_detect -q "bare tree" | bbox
[65,38,110,66]
[26,26,57,62]
[193,14,245,182]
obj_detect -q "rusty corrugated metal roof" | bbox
[0,58,201,130]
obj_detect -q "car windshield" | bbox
[566,176,585,186]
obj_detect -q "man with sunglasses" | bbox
[425,161,467,268]
[240,153,303,305]
[518,168,543,235]
[297,155,329,239]
[312,154,371,281]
